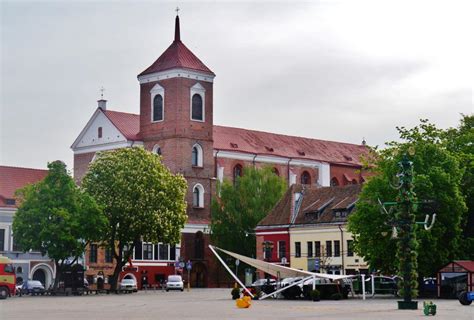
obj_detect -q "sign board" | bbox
[186,260,192,270]
[314,258,320,271]
[179,262,185,269]
[235,259,240,267]
[281,257,287,265]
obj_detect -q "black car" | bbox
[21,280,46,295]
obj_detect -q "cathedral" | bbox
[71,15,368,288]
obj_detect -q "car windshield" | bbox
[168,276,182,282]
[121,279,135,284]
[29,281,43,287]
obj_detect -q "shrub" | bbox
[231,288,240,300]
[309,289,320,301]
[330,293,342,300]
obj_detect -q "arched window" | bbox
[273,167,280,176]
[301,171,311,185]
[98,127,103,138]
[193,184,204,208]
[191,143,203,167]
[233,164,243,184]
[331,177,339,187]
[191,94,203,121]
[152,144,162,156]
[153,94,163,122]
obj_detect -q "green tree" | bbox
[348,120,466,278]
[82,147,187,290]
[445,115,474,259]
[210,166,286,261]
[13,161,105,289]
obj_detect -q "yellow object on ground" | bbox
[236,296,252,308]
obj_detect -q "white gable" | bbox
[71,109,127,151]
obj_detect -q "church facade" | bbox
[71,15,368,288]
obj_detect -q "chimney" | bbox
[98,99,107,110]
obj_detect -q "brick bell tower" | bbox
[137,13,218,286]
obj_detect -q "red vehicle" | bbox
[0,255,16,299]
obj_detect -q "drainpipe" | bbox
[214,150,220,178]
[287,158,292,185]
[338,225,345,275]
[252,154,258,167]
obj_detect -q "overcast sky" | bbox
[1,0,472,171]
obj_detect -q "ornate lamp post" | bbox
[380,153,436,310]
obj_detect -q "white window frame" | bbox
[152,144,161,155]
[190,82,205,122]
[192,183,205,208]
[150,83,165,123]
[192,143,203,167]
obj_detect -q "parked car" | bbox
[21,280,46,295]
[279,277,304,299]
[251,278,277,294]
[119,278,138,293]
[166,275,184,292]
[365,276,398,295]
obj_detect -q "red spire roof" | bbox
[138,15,214,77]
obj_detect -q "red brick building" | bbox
[71,15,369,288]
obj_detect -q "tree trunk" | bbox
[53,260,64,291]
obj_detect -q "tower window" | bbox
[331,177,339,186]
[98,127,103,138]
[192,143,203,167]
[301,171,311,185]
[191,94,203,121]
[153,94,163,122]
[193,184,204,208]
[233,164,243,184]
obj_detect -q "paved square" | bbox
[1,289,473,319]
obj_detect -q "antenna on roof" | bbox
[175,6,180,15]
[100,86,105,99]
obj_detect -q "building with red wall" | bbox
[71,15,369,288]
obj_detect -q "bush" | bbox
[309,289,320,301]
[231,288,240,300]
[330,293,342,300]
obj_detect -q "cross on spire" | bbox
[100,86,105,99]
[175,6,180,16]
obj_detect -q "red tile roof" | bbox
[104,110,141,141]
[98,110,367,165]
[257,184,361,227]
[213,125,368,166]
[0,166,48,207]
[138,40,214,77]
[138,16,214,77]
[454,260,474,272]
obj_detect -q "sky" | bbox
[1,0,472,171]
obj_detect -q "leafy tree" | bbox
[445,115,474,259]
[211,166,286,262]
[348,120,466,278]
[82,147,187,290]
[13,161,105,289]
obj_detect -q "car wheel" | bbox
[0,287,8,299]
[181,289,183,292]
[166,289,169,292]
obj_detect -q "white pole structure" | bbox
[208,245,254,298]
[371,275,375,297]
[259,276,313,301]
[312,275,316,290]
[361,274,366,300]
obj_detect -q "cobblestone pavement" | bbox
[1,289,473,320]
